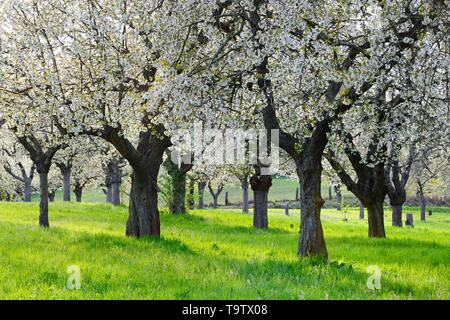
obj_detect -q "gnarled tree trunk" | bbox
[297,162,327,258]
[250,173,272,229]
[366,200,386,237]
[127,168,161,237]
[391,204,403,227]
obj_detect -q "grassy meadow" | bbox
[0,201,448,300]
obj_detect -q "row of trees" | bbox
[0,0,448,259]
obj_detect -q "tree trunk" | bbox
[126,169,160,237]
[188,178,195,210]
[242,181,249,214]
[225,191,229,206]
[75,190,82,202]
[295,187,299,201]
[367,201,386,237]
[391,204,403,227]
[198,182,205,209]
[48,190,56,202]
[74,181,83,203]
[418,190,426,221]
[38,172,49,227]
[164,158,189,214]
[297,164,328,258]
[24,178,32,202]
[111,181,121,206]
[106,183,113,203]
[359,201,364,220]
[335,186,342,210]
[212,195,219,208]
[250,174,272,229]
[284,203,289,216]
[62,168,71,202]
[406,213,414,227]
[328,185,332,201]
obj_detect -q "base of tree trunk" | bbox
[126,172,160,237]
[405,213,414,227]
[298,167,328,259]
[250,174,272,229]
[39,172,50,228]
[391,205,403,227]
[367,202,386,237]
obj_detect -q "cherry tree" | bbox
[165,0,447,257]
[0,129,36,202]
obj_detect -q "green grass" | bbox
[0,202,449,299]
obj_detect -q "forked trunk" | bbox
[39,172,49,227]
[126,169,160,237]
[298,165,327,258]
[74,182,83,203]
[75,190,82,202]
[212,195,219,209]
[391,204,403,227]
[24,179,32,202]
[250,174,272,229]
[367,201,386,237]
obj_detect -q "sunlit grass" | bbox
[0,202,448,299]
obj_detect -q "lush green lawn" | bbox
[0,202,448,299]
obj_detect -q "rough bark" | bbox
[391,205,403,227]
[38,172,49,227]
[297,156,328,258]
[127,168,161,237]
[250,173,272,229]
[367,201,386,237]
